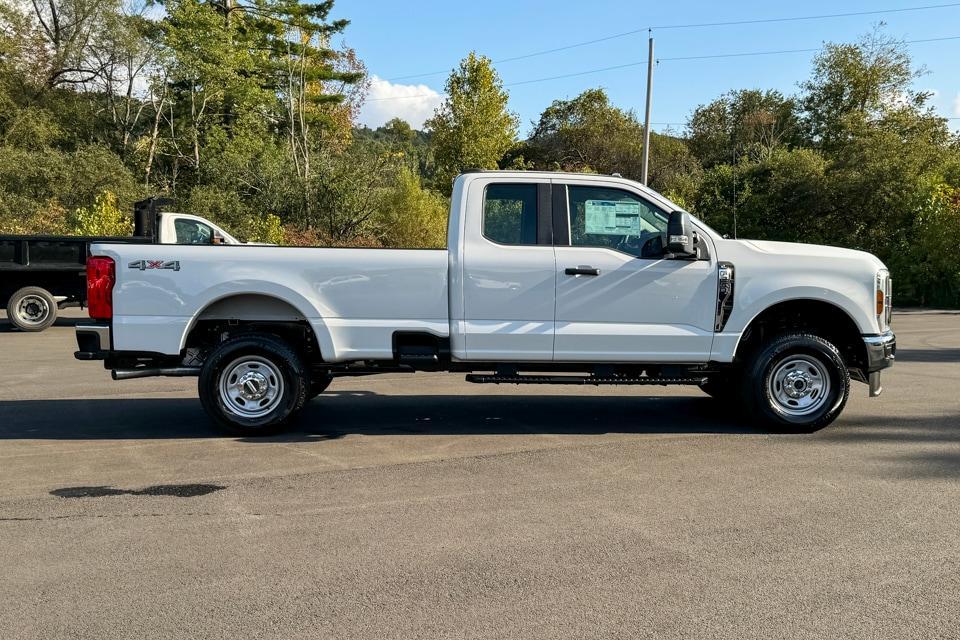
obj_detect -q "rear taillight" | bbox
[87,256,115,320]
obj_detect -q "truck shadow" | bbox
[820,412,960,481]
[0,391,755,440]
[0,316,82,332]
[893,348,960,363]
[2,393,957,479]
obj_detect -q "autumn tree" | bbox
[426,52,517,193]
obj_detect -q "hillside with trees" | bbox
[0,2,958,305]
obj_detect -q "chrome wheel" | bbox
[767,355,831,417]
[218,356,285,419]
[16,295,51,327]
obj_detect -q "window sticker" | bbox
[584,200,642,236]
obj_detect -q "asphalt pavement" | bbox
[1,309,958,639]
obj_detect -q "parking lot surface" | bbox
[1,310,959,639]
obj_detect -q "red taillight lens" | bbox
[86,256,115,320]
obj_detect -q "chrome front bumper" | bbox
[863,331,896,397]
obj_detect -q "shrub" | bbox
[67,191,132,236]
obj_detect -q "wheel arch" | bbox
[733,298,868,373]
[179,289,333,360]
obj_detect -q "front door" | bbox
[552,182,717,362]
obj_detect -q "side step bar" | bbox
[465,374,707,386]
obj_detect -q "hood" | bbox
[738,239,886,270]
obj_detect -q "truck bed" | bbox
[92,243,450,362]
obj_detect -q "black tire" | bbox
[6,286,58,332]
[198,334,310,436]
[740,333,850,433]
[309,372,333,399]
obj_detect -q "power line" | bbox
[386,2,960,81]
[506,61,650,87]
[658,34,960,62]
[651,3,960,30]
[366,34,960,101]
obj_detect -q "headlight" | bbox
[876,270,892,331]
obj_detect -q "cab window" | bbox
[567,186,668,258]
[483,184,539,245]
[174,218,214,245]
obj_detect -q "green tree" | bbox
[426,52,517,193]
[800,28,925,151]
[375,166,448,248]
[354,118,434,181]
[523,88,641,174]
[521,88,700,202]
[687,28,960,305]
[153,0,362,223]
[687,89,800,169]
[68,191,132,235]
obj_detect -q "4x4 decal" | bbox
[128,260,181,271]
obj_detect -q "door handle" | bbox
[565,266,601,276]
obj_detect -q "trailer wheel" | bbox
[6,287,58,332]
[198,334,310,437]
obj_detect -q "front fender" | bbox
[711,286,875,363]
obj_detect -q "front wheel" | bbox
[741,333,850,433]
[198,334,310,436]
[7,286,58,332]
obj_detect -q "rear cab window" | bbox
[482,184,539,245]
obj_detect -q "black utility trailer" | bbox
[0,198,166,331]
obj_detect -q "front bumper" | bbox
[864,330,896,372]
[75,321,111,360]
[862,330,896,397]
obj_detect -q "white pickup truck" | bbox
[75,171,895,436]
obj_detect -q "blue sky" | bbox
[330,0,960,135]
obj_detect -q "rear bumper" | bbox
[863,330,896,373]
[74,322,111,360]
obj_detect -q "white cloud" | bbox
[954,93,960,117]
[358,76,444,130]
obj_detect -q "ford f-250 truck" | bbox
[74,171,896,436]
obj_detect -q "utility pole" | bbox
[641,32,654,185]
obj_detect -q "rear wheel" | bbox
[740,333,849,433]
[7,286,58,332]
[198,334,310,436]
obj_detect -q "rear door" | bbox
[552,181,717,362]
[459,177,556,361]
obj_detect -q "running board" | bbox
[465,374,708,386]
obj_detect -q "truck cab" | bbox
[74,171,896,437]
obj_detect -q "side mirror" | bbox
[666,211,696,258]
[212,231,225,245]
